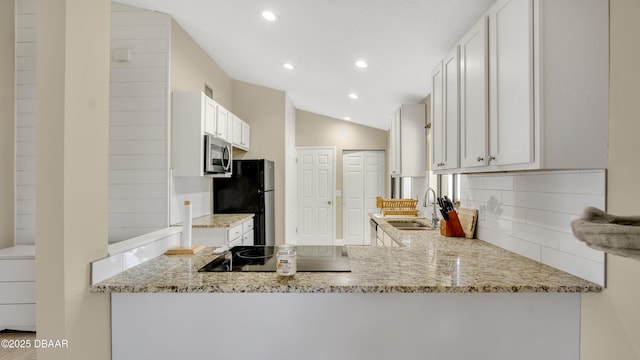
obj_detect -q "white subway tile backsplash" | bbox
[541,248,605,286]
[512,222,559,249]
[525,209,580,234]
[460,170,606,285]
[513,171,606,195]
[500,236,542,262]
[557,232,605,263]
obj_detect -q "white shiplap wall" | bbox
[108,3,171,243]
[13,2,173,245]
[459,170,606,285]
[14,0,37,245]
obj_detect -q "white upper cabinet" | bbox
[172,91,209,176]
[204,97,217,136]
[390,104,426,178]
[447,0,608,173]
[231,114,250,151]
[459,16,489,169]
[488,0,534,167]
[432,46,460,171]
[215,105,229,142]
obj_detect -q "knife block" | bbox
[440,211,465,237]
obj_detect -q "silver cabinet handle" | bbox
[488,156,496,163]
[328,201,332,205]
[477,156,484,162]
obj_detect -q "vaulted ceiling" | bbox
[118,0,497,130]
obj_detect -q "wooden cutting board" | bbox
[457,208,478,239]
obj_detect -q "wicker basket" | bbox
[376,196,419,217]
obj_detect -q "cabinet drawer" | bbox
[0,260,35,281]
[228,224,242,241]
[0,304,36,328]
[0,282,36,304]
[242,219,254,234]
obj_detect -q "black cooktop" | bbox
[198,245,351,272]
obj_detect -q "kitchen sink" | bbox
[387,221,431,230]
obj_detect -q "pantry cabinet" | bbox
[440,0,608,173]
[431,46,460,171]
[389,104,426,177]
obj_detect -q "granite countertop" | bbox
[189,213,254,228]
[91,215,602,294]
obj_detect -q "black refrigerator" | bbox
[213,159,275,246]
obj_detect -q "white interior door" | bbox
[342,151,385,245]
[296,147,335,245]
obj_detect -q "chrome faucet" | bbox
[424,187,438,228]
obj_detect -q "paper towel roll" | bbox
[181,200,192,248]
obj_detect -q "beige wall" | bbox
[296,110,388,239]
[170,20,233,109]
[232,80,286,244]
[0,0,14,249]
[581,1,640,359]
[35,0,111,359]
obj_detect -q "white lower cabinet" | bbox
[376,226,398,247]
[0,246,36,331]
[191,218,254,248]
[242,220,254,246]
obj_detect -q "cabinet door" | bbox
[442,46,460,170]
[242,229,254,246]
[204,97,217,136]
[488,0,534,166]
[459,16,489,168]
[389,109,401,177]
[216,106,229,141]
[241,121,250,149]
[431,62,444,170]
[232,115,242,146]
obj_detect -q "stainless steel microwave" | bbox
[204,135,232,176]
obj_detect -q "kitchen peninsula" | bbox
[92,215,599,360]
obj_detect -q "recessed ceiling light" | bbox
[355,60,368,68]
[344,116,351,121]
[261,11,278,21]
[283,63,294,70]
[348,93,359,99]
